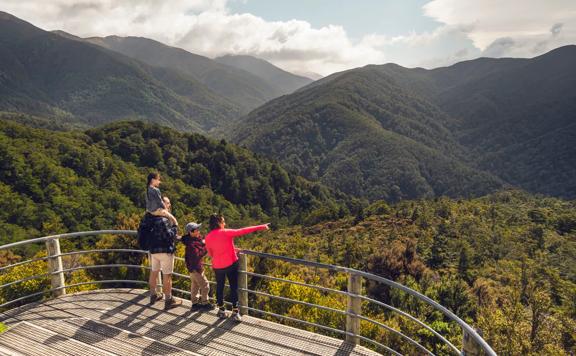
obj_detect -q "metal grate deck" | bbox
[0,289,381,356]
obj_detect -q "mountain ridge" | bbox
[85,35,285,113]
[215,54,313,95]
[0,11,240,132]
[228,45,576,200]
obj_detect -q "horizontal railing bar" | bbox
[0,256,49,272]
[0,271,51,289]
[358,295,459,354]
[0,264,150,289]
[244,305,345,334]
[0,249,147,273]
[356,315,435,356]
[240,288,347,315]
[173,256,212,267]
[58,249,148,258]
[0,230,137,250]
[0,281,233,310]
[244,306,402,356]
[172,272,230,290]
[240,250,347,272]
[171,272,190,280]
[60,264,150,275]
[0,279,148,309]
[171,287,191,296]
[245,271,350,296]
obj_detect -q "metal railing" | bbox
[0,230,496,356]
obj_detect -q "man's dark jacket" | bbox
[140,215,177,254]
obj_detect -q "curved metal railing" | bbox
[0,230,496,355]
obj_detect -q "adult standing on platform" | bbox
[147,194,182,310]
[204,214,269,322]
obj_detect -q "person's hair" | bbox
[147,172,160,187]
[209,214,224,231]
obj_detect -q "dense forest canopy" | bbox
[0,119,357,250]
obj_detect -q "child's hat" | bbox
[185,222,202,234]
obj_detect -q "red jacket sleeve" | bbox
[224,225,268,238]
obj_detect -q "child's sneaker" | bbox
[216,308,227,318]
[149,292,164,305]
[164,296,182,310]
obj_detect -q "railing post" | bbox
[462,327,483,356]
[346,272,362,344]
[45,238,66,296]
[238,253,249,315]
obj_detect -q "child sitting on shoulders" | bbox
[146,172,178,226]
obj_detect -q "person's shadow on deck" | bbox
[98,291,149,324]
[139,308,203,342]
[142,311,231,354]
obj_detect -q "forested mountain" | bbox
[429,46,576,198]
[0,12,240,132]
[215,54,313,95]
[86,36,284,113]
[228,46,576,200]
[0,119,357,247]
[229,66,504,201]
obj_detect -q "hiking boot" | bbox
[149,292,164,305]
[199,302,215,311]
[216,308,227,318]
[164,297,182,310]
[231,310,242,322]
[190,303,202,312]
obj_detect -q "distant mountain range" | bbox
[228,46,576,200]
[215,55,313,96]
[0,12,312,132]
[83,36,311,113]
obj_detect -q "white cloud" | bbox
[0,0,385,75]
[1,0,226,45]
[359,24,480,68]
[423,0,576,57]
[173,11,386,74]
[1,0,575,75]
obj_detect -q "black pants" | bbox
[214,261,239,309]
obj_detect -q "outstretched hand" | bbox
[264,223,271,230]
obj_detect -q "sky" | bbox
[1,0,575,77]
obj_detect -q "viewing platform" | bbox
[0,288,377,355]
[0,231,496,355]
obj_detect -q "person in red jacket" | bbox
[204,214,269,322]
